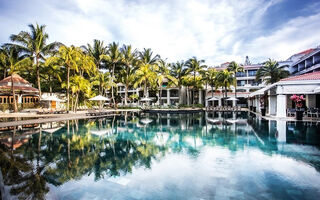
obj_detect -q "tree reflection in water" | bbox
[0,111,319,199]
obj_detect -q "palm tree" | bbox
[100,42,123,107]
[216,69,235,106]
[134,48,160,98]
[69,75,91,112]
[256,59,289,84]
[186,57,206,107]
[8,23,61,97]
[120,44,138,105]
[227,61,244,99]
[45,45,83,112]
[207,68,218,98]
[82,39,108,69]
[0,45,31,112]
[170,61,187,104]
[156,59,177,105]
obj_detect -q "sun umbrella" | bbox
[140,97,152,102]
[207,97,219,101]
[42,96,65,102]
[89,95,110,101]
[226,97,239,101]
[89,95,110,110]
[141,118,153,124]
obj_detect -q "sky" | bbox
[0,0,320,66]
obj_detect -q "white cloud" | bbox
[1,0,319,66]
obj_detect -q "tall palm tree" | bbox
[45,45,83,112]
[100,42,123,106]
[8,23,61,97]
[120,44,138,105]
[170,61,187,104]
[227,61,244,99]
[256,59,289,84]
[0,45,31,112]
[82,39,108,69]
[134,48,160,98]
[207,68,218,98]
[156,59,177,105]
[216,69,235,106]
[186,57,206,107]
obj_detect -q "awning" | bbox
[314,86,320,93]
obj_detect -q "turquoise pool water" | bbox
[0,112,320,199]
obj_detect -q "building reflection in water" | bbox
[0,111,319,199]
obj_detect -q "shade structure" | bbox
[141,118,153,124]
[207,97,219,101]
[42,96,65,102]
[314,86,320,93]
[140,97,152,102]
[226,97,239,101]
[89,95,110,101]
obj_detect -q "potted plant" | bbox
[290,94,305,120]
[260,95,266,116]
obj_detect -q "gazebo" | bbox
[0,74,39,109]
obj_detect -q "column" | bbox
[276,95,287,117]
[218,99,222,106]
[199,89,202,104]
[167,89,170,105]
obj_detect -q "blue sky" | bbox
[0,0,319,65]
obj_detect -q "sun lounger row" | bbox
[37,108,67,114]
[86,110,111,116]
[207,106,241,111]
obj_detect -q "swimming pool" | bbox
[0,112,319,199]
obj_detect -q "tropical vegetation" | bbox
[0,23,289,112]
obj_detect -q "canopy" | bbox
[89,95,110,101]
[314,86,320,93]
[141,118,153,124]
[140,97,152,102]
[42,96,65,102]
[207,97,219,101]
[226,97,238,101]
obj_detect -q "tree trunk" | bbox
[11,74,18,112]
[74,92,79,113]
[159,82,163,105]
[178,85,182,105]
[193,73,195,108]
[111,64,116,107]
[36,56,42,98]
[67,66,70,113]
[125,82,128,106]
[49,75,52,95]
[225,82,227,106]
[187,86,190,106]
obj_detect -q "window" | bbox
[236,71,246,77]
[0,98,2,103]
[237,80,246,86]
[248,70,257,76]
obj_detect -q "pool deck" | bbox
[0,109,140,128]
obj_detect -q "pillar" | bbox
[269,96,277,115]
[276,95,287,117]
[218,99,222,106]
[199,89,203,104]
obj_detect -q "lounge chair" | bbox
[287,108,296,117]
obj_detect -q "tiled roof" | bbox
[0,74,30,85]
[0,74,39,93]
[294,48,315,56]
[280,71,320,81]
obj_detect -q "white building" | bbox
[249,72,320,117]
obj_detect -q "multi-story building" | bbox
[289,47,320,75]
[206,63,264,107]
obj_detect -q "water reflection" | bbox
[0,112,320,199]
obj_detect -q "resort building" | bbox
[205,63,265,107]
[0,74,39,110]
[249,71,320,117]
[289,47,320,75]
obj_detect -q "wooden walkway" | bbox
[0,113,118,128]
